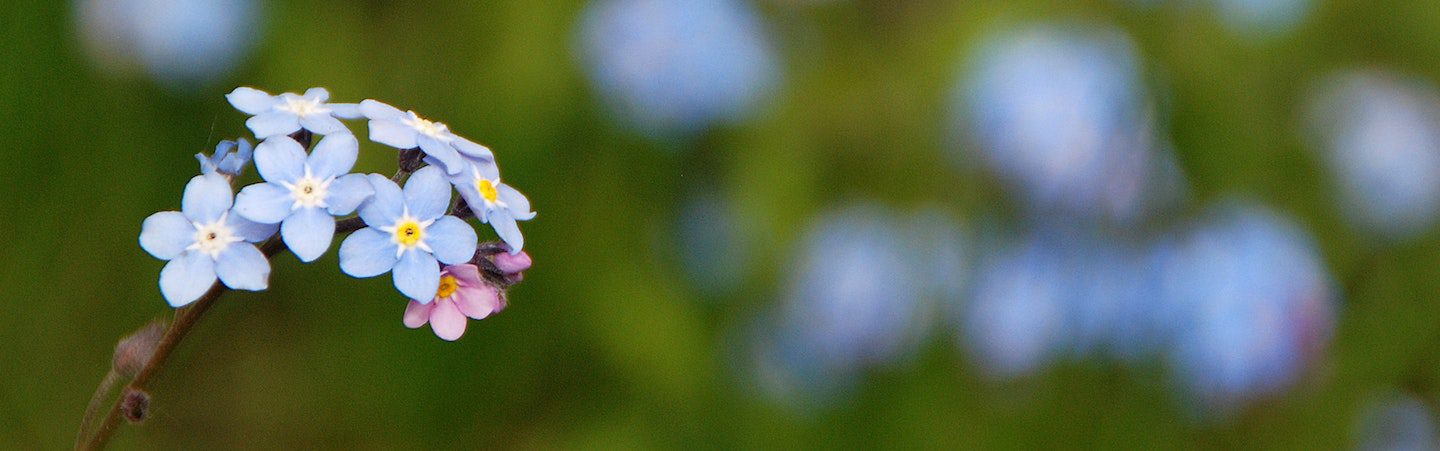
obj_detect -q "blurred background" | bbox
[5,0,1440,448]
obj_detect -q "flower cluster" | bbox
[139,87,536,340]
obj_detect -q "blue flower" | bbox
[140,173,277,307]
[338,166,479,301]
[358,100,494,175]
[195,138,253,176]
[233,135,375,262]
[446,158,535,253]
[226,87,361,138]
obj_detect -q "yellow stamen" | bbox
[436,275,459,299]
[477,179,498,203]
[395,220,423,247]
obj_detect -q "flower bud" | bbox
[493,251,532,275]
[113,320,165,378]
[121,389,151,424]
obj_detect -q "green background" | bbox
[5,0,1440,448]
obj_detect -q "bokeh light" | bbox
[74,0,261,91]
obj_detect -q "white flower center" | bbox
[281,166,333,210]
[276,95,331,117]
[377,209,436,257]
[188,213,242,259]
[402,111,453,142]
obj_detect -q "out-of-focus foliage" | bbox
[7,0,1440,449]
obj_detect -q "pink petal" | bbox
[453,284,502,320]
[402,300,434,329]
[493,251,532,274]
[430,300,468,341]
[445,264,484,287]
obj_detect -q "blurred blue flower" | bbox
[1213,0,1312,37]
[1356,393,1440,451]
[227,87,361,138]
[1162,203,1336,409]
[576,0,781,138]
[339,167,478,301]
[962,231,1072,377]
[955,23,1183,224]
[196,138,253,177]
[359,100,495,175]
[446,158,535,254]
[233,135,374,262]
[1306,70,1440,240]
[140,173,277,306]
[76,0,261,90]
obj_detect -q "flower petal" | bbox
[429,300,467,341]
[488,210,525,253]
[339,228,400,277]
[498,184,536,220]
[181,173,234,224]
[393,249,441,302]
[417,135,464,175]
[307,134,359,179]
[330,103,363,120]
[325,173,374,216]
[246,112,302,138]
[453,137,494,160]
[215,243,270,291]
[446,264,483,287]
[228,209,279,243]
[140,211,196,260]
[403,166,451,221]
[226,87,275,115]
[403,300,434,327]
[358,174,404,227]
[234,182,294,224]
[303,87,330,102]
[425,216,478,265]
[254,136,307,184]
[282,207,335,262]
[454,283,501,320]
[368,119,418,149]
[300,114,347,135]
[493,251,532,274]
[359,99,406,121]
[159,251,217,307]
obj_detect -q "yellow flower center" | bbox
[476,179,499,203]
[394,220,424,247]
[436,275,459,299]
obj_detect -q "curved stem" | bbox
[78,218,366,451]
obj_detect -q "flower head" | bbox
[339,166,479,300]
[233,135,375,262]
[140,173,277,306]
[226,87,361,138]
[402,264,506,341]
[358,99,494,175]
[449,159,535,253]
[195,138,253,176]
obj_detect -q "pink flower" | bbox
[402,264,503,341]
[493,250,532,279]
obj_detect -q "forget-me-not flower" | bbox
[339,166,479,301]
[402,264,505,341]
[140,173,278,307]
[447,158,534,253]
[358,99,494,175]
[226,87,361,138]
[233,134,375,262]
[195,138,253,176]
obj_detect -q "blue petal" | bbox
[403,166,451,220]
[393,249,441,301]
[246,112,302,138]
[339,227,399,277]
[254,136,306,184]
[234,183,293,224]
[226,87,275,115]
[219,138,255,174]
[358,174,404,227]
[489,209,525,253]
[453,137,494,160]
[159,250,217,307]
[368,119,418,149]
[215,243,270,291]
[330,103,363,120]
[228,209,279,242]
[196,153,218,174]
[359,99,406,121]
[451,179,488,222]
[303,87,330,102]
[417,135,464,175]
[282,207,335,262]
[326,173,374,216]
[300,114,347,135]
[498,184,536,220]
[425,216,478,265]
[307,134,359,179]
[181,173,234,224]
[140,211,195,260]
